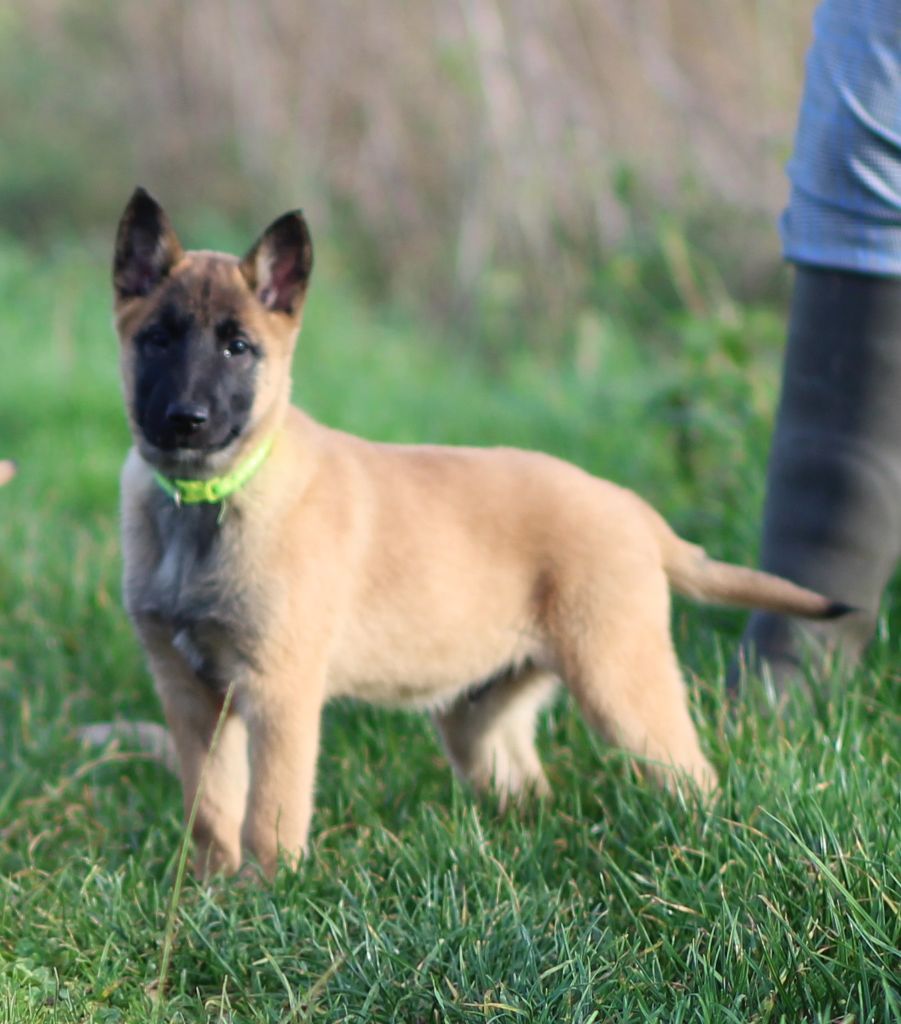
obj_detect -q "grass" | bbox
[0,236,898,1023]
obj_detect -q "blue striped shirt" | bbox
[780,0,901,275]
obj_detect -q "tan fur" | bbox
[114,213,838,879]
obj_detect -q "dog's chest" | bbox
[132,501,258,690]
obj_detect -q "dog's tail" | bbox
[658,525,851,620]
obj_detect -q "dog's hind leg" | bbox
[555,570,718,796]
[432,667,557,807]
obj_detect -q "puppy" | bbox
[112,188,843,878]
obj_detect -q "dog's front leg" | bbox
[140,631,249,878]
[239,663,327,879]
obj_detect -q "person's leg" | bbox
[733,265,901,689]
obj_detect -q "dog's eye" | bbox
[223,337,250,358]
[140,327,171,351]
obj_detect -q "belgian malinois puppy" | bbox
[113,188,844,878]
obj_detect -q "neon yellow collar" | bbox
[153,436,274,506]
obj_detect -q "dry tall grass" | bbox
[4,0,816,336]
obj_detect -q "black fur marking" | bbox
[215,316,242,340]
[820,601,857,620]
[113,188,182,299]
[132,301,258,456]
[155,497,224,561]
[172,616,259,694]
[134,304,194,352]
[199,274,213,322]
[240,211,313,315]
[129,497,263,694]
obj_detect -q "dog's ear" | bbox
[113,188,183,301]
[240,212,313,317]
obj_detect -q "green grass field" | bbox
[0,239,898,1023]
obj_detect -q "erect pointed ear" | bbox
[113,188,183,301]
[239,211,313,316]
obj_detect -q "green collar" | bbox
[153,436,274,506]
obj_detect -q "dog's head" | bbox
[113,188,312,475]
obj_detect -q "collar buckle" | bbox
[152,435,274,509]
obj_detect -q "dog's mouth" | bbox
[137,424,244,474]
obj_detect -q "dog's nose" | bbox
[165,401,209,434]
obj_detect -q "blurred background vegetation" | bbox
[0,0,816,350]
[1,0,842,564]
